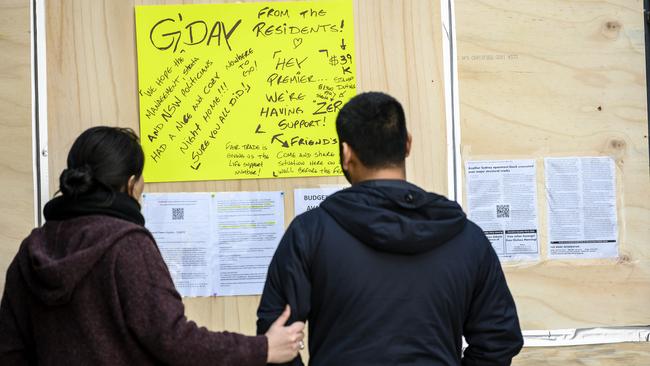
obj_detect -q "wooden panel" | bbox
[456,0,650,329]
[0,0,34,291]
[515,343,650,366]
[45,0,447,352]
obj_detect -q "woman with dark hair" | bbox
[0,126,304,365]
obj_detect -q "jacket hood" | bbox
[17,216,143,306]
[320,180,467,254]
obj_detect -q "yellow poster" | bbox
[135,0,356,182]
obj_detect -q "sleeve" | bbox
[256,217,313,366]
[0,261,34,366]
[462,244,524,366]
[114,232,268,366]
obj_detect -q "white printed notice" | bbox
[142,193,213,297]
[142,191,284,297]
[466,160,540,261]
[293,186,345,217]
[214,191,284,296]
[545,157,618,259]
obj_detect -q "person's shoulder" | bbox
[451,218,493,256]
[71,216,158,255]
[100,216,156,244]
[284,207,331,249]
[110,224,165,276]
[461,219,488,238]
[292,206,331,228]
[39,216,154,255]
[112,223,157,253]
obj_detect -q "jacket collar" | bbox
[43,190,144,226]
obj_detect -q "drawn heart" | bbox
[292,38,303,49]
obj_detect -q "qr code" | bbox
[496,204,510,218]
[172,207,184,220]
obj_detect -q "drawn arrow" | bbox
[271,133,289,148]
[255,124,266,134]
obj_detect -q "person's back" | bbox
[2,213,194,365]
[0,126,305,366]
[257,92,523,365]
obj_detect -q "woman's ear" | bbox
[126,174,145,201]
[127,175,137,197]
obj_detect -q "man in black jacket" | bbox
[257,92,523,365]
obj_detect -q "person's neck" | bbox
[352,165,406,185]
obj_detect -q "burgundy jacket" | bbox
[0,193,267,366]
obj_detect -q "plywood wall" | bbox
[0,0,34,291]
[514,342,650,365]
[456,0,650,331]
[45,0,448,348]
[39,0,650,363]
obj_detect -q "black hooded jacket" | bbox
[257,180,523,366]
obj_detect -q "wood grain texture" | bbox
[0,0,34,291]
[456,0,650,329]
[24,0,650,363]
[514,342,650,366]
[45,0,447,353]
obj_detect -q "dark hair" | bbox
[59,126,144,198]
[335,92,408,168]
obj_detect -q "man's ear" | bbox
[405,132,412,158]
[341,142,352,169]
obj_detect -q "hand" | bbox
[265,305,305,364]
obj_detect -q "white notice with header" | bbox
[294,186,346,217]
[466,160,540,261]
[142,191,284,297]
[545,157,618,259]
